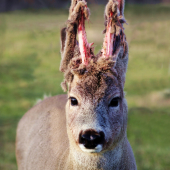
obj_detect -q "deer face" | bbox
[60,0,128,154]
[66,72,127,153]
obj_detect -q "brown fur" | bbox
[16,0,137,169]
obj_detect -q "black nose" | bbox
[79,130,105,149]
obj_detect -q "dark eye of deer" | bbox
[109,97,120,107]
[70,97,78,106]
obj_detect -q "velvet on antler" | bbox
[60,0,93,73]
[102,0,126,59]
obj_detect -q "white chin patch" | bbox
[79,144,103,153]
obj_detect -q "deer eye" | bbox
[70,97,78,106]
[109,97,120,107]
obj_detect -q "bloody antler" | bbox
[78,0,93,65]
[102,0,126,59]
[60,0,92,72]
[102,11,115,59]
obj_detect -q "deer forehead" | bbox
[69,74,121,102]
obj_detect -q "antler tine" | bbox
[102,0,126,60]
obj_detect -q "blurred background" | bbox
[0,0,170,169]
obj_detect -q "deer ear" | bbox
[60,27,79,55]
[59,23,78,72]
[60,27,67,54]
[117,0,125,16]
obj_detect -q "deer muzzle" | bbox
[79,129,105,153]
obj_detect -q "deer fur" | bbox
[16,0,137,169]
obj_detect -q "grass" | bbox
[128,108,170,170]
[0,4,170,170]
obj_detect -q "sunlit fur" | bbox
[16,0,137,169]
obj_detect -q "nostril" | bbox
[79,130,105,149]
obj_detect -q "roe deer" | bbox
[16,0,137,169]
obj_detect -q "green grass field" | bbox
[0,4,170,170]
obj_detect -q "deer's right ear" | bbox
[60,27,67,54]
[59,23,77,73]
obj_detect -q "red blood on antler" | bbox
[78,5,93,65]
[102,12,115,59]
[102,0,126,59]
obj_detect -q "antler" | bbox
[78,4,94,65]
[60,0,93,72]
[77,0,93,65]
[102,0,126,59]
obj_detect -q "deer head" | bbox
[60,0,128,166]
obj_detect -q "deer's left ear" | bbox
[115,0,127,84]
